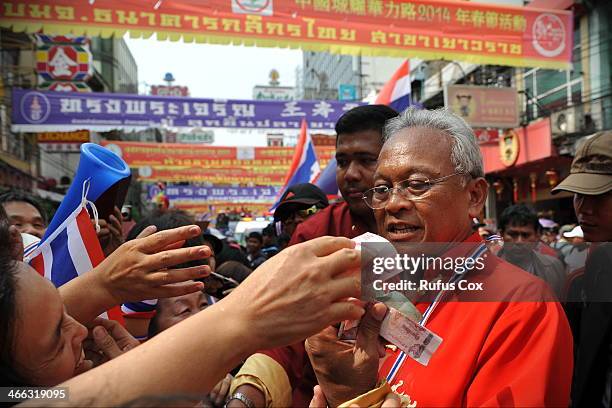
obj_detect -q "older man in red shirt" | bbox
[306,108,573,407]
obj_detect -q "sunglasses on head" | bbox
[296,205,320,218]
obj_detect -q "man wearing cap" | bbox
[562,225,588,273]
[273,183,329,238]
[228,105,399,407]
[552,131,612,407]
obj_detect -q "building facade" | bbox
[0,31,138,196]
[297,51,404,101]
[409,0,611,223]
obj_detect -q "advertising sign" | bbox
[445,85,519,128]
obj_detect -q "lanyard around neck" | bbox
[385,242,488,383]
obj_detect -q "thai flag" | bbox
[121,299,157,318]
[271,119,320,210]
[26,197,123,321]
[375,60,412,111]
[315,157,340,197]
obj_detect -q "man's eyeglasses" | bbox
[362,172,465,210]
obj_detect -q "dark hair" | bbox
[262,224,275,237]
[0,191,47,225]
[247,232,263,243]
[335,105,399,140]
[216,261,252,284]
[0,206,28,387]
[216,244,249,268]
[277,233,291,247]
[499,204,540,233]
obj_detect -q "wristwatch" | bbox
[224,392,255,408]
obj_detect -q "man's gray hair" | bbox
[383,107,485,178]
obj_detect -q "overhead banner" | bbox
[100,141,335,168]
[444,85,519,129]
[139,167,289,185]
[149,185,281,202]
[101,140,335,185]
[1,1,572,69]
[11,88,363,132]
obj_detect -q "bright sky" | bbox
[125,36,303,99]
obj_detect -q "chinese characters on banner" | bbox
[11,89,363,132]
[0,0,572,69]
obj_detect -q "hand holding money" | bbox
[305,303,388,408]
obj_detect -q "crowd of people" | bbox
[0,105,610,407]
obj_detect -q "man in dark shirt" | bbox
[498,204,566,299]
[553,131,612,407]
[245,232,267,270]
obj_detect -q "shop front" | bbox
[481,118,576,224]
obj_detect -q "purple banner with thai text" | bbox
[149,185,282,202]
[12,88,364,132]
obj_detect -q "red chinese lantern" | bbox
[529,172,538,202]
[545,169,559,187]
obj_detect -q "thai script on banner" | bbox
[0,0,573,69]
[148,185,281,202]
[11,88,363,132]
[101,140,335,185]
[100,141,335,168]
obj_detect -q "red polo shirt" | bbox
[261,230,572,406]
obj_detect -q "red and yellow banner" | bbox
[100,140,334,185]
[1,1,572,69]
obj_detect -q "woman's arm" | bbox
[54,236,364,407]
